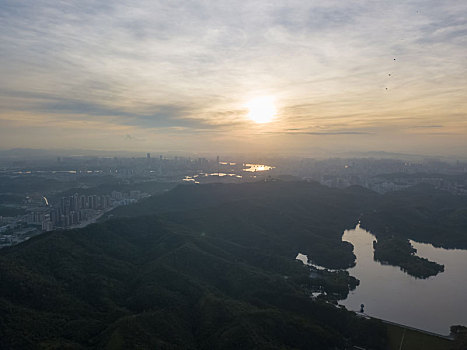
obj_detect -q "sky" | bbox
[1,1,466,157]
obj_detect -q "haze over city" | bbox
[1,1,466,156]
[2,2,467,349]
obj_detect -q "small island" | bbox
[373,236,444,279]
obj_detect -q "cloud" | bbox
[0,1,466,154]
[268,131,372,136]
[408,125,443,129]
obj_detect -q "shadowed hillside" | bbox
[2,181,467,348]
[0,215,386,349]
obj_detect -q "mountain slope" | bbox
[4,180,466,348]
[1,201,385,349]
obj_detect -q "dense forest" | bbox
[0,215,384,347]
[109,181,467,277]
[373,237,444,278]
[359,184,467,249]
[1,180,467,348]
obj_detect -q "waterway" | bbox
[339,224,467,335]
[182,163,274,183]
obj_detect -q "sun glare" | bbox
[246,96,276,124]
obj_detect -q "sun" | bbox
[246,96,276,124]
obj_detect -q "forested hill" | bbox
[108,181,373,268]
[1,181,467,348]
[109,180,375,218]
[109,180,467,252]
[108,180,467,276]
[0,200,386,349]
[359,183,467,249]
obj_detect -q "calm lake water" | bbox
[243,164,275,172]
[340,224,467,335]
[182,163,274,183]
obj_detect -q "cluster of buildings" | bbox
[26,190,146,232]
[367,175,467,195]
[3,154,467,250]
[0,189,148,248]
[290,158,467,195]
[318,173,467,195]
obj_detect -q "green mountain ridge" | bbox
[0,215,385,349]
[1,181,466,348]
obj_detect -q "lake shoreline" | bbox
[339,224,467,335]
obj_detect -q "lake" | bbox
[181,163,274,183]
[243,164,275,172]
[339,224,467,335]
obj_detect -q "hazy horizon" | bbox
[1,1,466,157]
[2,147,467,162]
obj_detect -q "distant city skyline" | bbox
[1,1,466,157]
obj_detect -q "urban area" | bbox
[1,150,467,248]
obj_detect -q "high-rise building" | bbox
[79,195,86,209]
[87,195,93,209]
[72,193,79,211]
[42,220,54,232]
[70,211,78,225]
[50,208,59,224]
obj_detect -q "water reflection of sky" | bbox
[243,164,274,172]
[181,163,273,183]
[340,224,467,335]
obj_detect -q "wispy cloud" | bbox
[0,1,466,154]
[269,131,372,135]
